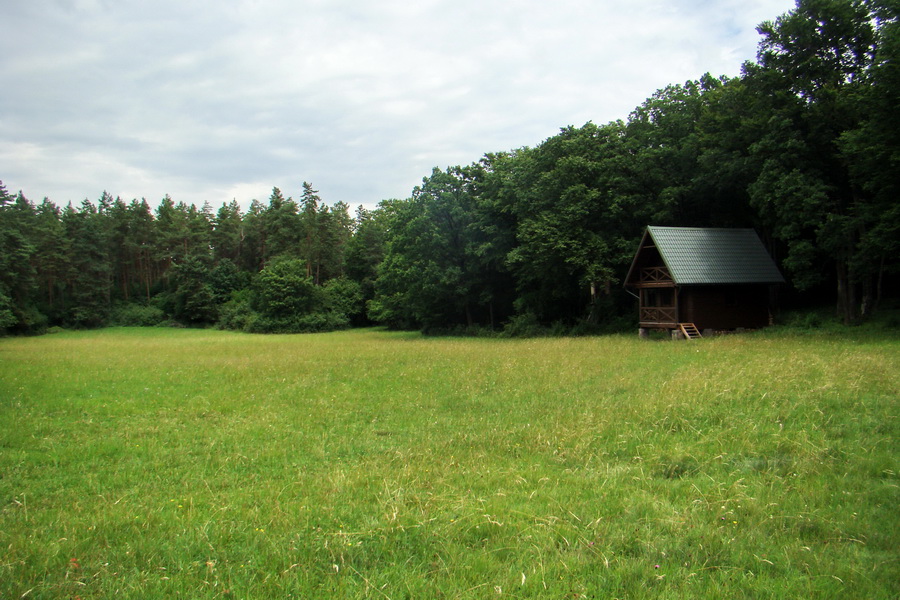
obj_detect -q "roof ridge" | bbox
[648,225,756,231]
[639,226,784,286]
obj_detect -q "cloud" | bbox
[1,0,797,210]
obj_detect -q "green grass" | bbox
[0,327,897,599]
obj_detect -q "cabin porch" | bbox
[638,286,678,328]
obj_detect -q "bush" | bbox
[502,313,545,337]
[295,311,350,333]
[780,309,841,332]
[366,297,418,330]
[243,311,349,334]
[109,302,166,327]
[13,306,49,334]
[787,311,823,329]
[881,312,900,329]
[324,277,364,323]
[216,290,255,331]
[0,291,17,331]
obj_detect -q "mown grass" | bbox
[0,327,897,599]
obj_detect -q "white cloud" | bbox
[1,0,797,211]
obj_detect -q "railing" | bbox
[640,306,677,324]
[640,267,673,284]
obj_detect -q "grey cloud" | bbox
[1,0,798,210]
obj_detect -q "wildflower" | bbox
[654,564,660,569]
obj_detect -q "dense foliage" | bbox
[2,0,897,335]
[0,183,367,334]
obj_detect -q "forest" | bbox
[1,0,898,336]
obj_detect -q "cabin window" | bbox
[642,288,674,307]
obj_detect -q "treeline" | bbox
[2,0,898,335]
[0,183,376,333]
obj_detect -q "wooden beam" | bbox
[631,282,677,289]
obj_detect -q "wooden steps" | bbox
[679,322,702,340]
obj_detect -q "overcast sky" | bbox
[1,0,797,212]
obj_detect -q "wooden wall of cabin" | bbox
[679,285,771,331]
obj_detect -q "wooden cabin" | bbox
[624,227,784,337]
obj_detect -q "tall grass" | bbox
[0,327,897,598]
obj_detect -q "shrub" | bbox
[109,302,166,327]
[0,291,17,331]
[243,311,349,334]
[780,309,841,332]
[502,313,545,337]
[216,290,255,331]
[295,311,350,333]
[14,306,49,334]
[324,277,364,323]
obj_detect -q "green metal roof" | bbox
[646,226,784,285]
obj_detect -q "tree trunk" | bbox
[860,272,873,319]
[587,281,598,324]
[874,254,885,314]
[835,260,858,325]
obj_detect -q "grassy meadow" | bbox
[0,326,897,598]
